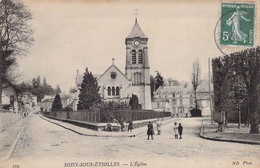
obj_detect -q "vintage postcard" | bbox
[0,0,259,168]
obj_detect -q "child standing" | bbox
[147,121,154,140]
[173,122,178,139]
[178,123,183,139]
[156,119,162,135]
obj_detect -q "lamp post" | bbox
[208,58,213,124]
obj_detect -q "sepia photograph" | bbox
[0,0,260,168]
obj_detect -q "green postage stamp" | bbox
[220,2,255,47]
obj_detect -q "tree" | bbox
[36,75,41,87]
[236,47,260,134]
[229,71,247,128]
[99,101,130,123]
[0,0,34,107]
[77,67,100,110]
[191,58,201,110]
[16,81,32,92]
[51,94,62,111]
[41,76,55,96]
[69,87,77,93]
[212,47,260,134]
[22,76,55,101]
[42,77,47,88]
[55,84,61,94]
[129,94,139,110]
[150,75,155,100]
[155,71,164,90]
[31,77,43,101]
[212,56,232,132]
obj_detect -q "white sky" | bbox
[17,0,260,92]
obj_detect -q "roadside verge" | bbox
[199,121,260,145]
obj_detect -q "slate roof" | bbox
[127,18,147,39]
[155,85,192,95]
[97,64,130,82]
[76,73,101,86]
[60,96,69,101]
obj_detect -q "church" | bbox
[74,19,152,110]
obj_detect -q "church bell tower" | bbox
[125,18,151,109]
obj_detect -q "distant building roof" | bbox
[60,96,69,101]
[76,73,101,86]
[197,79,213,93]
[155,85,192,95]
[43,98,53,102]
[2,80,21,94]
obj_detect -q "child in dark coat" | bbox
[147,121,154,140]
[178,123,183,139]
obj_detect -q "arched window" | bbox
[112,86,115,96]
[132,50,136,64]
[107,87,111,96]
[138,49,143,64]
[116,86,120,96]
[134,72,141,84]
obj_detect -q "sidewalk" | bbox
[0,115,30,160]
[40,114,178,137]
[0,110,23,133]
[200,120,260,145]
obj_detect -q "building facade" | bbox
[74,19,152,110]
[1,81,20,112]
[152,84,194,116]
[152,79,213,117]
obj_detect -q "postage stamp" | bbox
[220,2,255,47]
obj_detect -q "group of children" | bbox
[147,120,183,140]
[173,122,183,139]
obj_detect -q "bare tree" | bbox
[0,0,34,107]
[191,58,201,110]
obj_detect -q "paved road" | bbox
[3,114,260,168]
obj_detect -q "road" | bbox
[2,114,260,168]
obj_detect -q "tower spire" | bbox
[134,9,139,23]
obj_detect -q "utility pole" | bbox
[209,58,213,124]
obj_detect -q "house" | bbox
[1,81,21,112]
[60,94,70,108]
[40,95,55,112]
[152,84,194,117]
[19,92,38,112]
[196,79,214,116]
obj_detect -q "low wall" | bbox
[45,109,171,123]
[43,114,120,131]
[43,114,160,132]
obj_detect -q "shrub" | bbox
[190,108,201,117]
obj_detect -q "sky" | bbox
[16,0,260,92]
